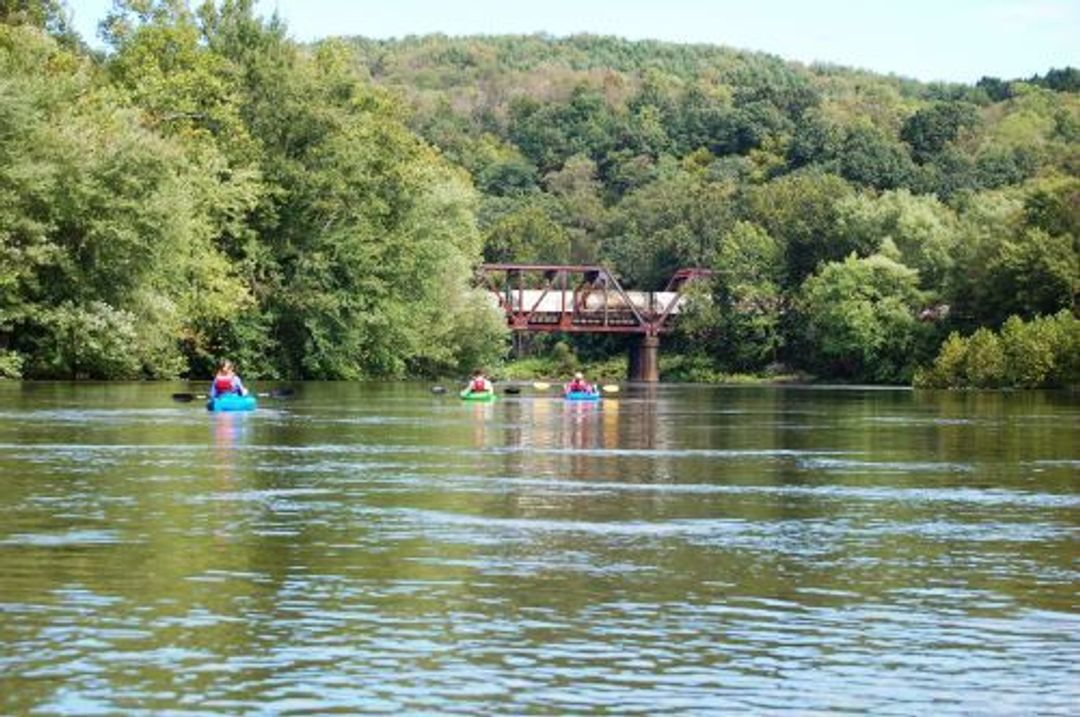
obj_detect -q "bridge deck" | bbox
[480,264,710,336]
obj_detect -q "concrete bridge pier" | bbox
[628,334,660,382]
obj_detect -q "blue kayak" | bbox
[564,390,600,401]
[206,394,258,412]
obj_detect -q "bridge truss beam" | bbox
[478,264,713,381]
[479,264,711,336]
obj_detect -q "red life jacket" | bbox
[471,378,488,392]
[214,376,236,394]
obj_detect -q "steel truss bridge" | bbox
[478,264,712,381]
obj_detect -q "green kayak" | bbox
[460,389,497,402]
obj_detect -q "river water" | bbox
[0,381,1076,715]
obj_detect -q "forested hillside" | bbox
[346,34,1078,386]
[0,2,1076,385]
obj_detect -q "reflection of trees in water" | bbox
[563,400,602,481]
[500,398,527,475]
[470,401,495,449]
[914,389,1062,465]
[613,385,677,483]
[212,411,249,489]
[212,412,247,457]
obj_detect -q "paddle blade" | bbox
[265,388,295,398]
[430,385,447,394]
[533,382,550,390]
[601,384,620,393]
[503,385,521,394]
[171,393,196,402]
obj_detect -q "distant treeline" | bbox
[978,67,1080,100]
[0,3,1076,386]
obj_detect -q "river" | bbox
[0,381,1076,714]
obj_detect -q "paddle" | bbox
[533,382,551,390]
[171,387,294,402]
[503,385,521,394]
[601,384,620,394]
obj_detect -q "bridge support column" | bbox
[628,334,660,382]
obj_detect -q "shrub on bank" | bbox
[0,351,23,379]
[914,310,1078,388]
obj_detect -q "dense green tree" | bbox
[731,58,820,117]
[976,76,1014,103]
[709,221,785,370]
[1023,176,1080,238]
[601,160,736,287]
[743,169,861,287]
[943,190,1020,328]
[973,146,1038,189]
[1030,67,1080,93]
[1001,314,1058,388]
[834,190,959,289]
[1,23,246,378]
[508,85,618,173]
[961,327,1006,387]
[100,0,506,378]
[544,154,607,262]
[915,311,1077,389]
[622,101,673,158]
[0,0,79,46]
[103,0,258,161]
[946,183,1077,329]
[838,123,916,190]
[788,111,843,169]
[481,198,571,265]
[900,101,979,162]
[459,134,540,196]
[985,227,1077,320]
[797,253,927,383]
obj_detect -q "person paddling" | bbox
[564,371,594,394]
[464,368,493,395]
[210,360,248,398]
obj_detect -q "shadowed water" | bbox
[0,381,1076,714]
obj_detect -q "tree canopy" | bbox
[0,5,1075,384]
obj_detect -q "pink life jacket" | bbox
[471,378,488,392]
[214,376,236,395]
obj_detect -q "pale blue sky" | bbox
[65,0,1078,83]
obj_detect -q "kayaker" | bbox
[465,368,493,394]
[210,360,248,398]
[565,371,593,394]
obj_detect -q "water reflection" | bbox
[212,411,249,455]
[467,400,495,448]
[0,382,1075,715]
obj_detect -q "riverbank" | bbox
[495,355,809,386]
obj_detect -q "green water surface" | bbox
[0,382,1076,714]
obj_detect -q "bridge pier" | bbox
[628,334,660,382]
[479,265,712,381]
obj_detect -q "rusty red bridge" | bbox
[478,264,712,382]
